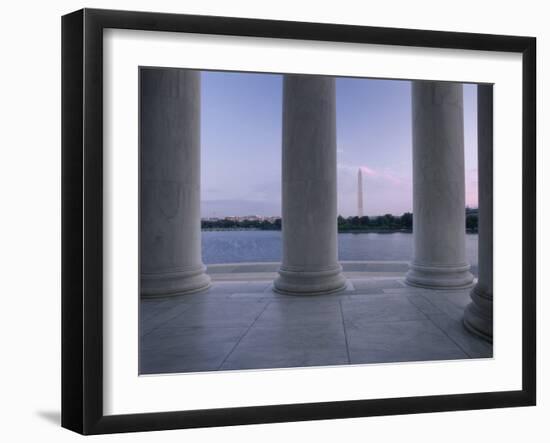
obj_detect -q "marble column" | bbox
[464,85,493,341]
[405,81,474,289]
[140,68,210,297]
[273,75,347,295]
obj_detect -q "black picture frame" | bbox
[62,8,536,435]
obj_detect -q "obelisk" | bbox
[358,168,364,218]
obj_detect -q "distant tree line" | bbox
[202,210,478,233]
[202,218,282,231]
[337,213,413,232]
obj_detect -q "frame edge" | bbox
[521,36,537,406]
[61,8,85,435]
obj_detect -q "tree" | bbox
[381,214,394,228]
[466,214,478,232]
[400,212,413,230]
[359,216,370,226]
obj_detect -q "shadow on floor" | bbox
[36,410,61,426]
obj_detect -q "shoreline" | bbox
[202,228,479,234]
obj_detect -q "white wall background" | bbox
[0,0,546,441]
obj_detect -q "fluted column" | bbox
[140,68,210,297]
[464,85,493,341]
[273,75,347,295]
[405,81,474,289]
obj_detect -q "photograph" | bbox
[138,68,494,375]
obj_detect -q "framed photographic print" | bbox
[61,8,536,435]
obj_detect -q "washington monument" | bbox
[357,168,364,217]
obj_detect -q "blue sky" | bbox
[200,71,478,218]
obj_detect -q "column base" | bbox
[273,265,347,295]
[463,284,493,342]
[141,265,211,298]
[405,262,474,289]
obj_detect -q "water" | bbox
[202,230,479,274]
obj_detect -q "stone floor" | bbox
[139,262,491,375]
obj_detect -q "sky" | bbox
[200,71,478,218]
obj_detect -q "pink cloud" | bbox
[360,165,404,186]
[338,163,407,187]
[465,168,478,207]
[359,165,377,177]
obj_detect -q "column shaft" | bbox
[140,68,210,297]
[464,85,493,341]
[405,81,474,289]
[274,75,346,295]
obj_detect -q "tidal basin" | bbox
[201,231,479,276]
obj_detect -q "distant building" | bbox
[201,215,281,222]
[240,215,261,221]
